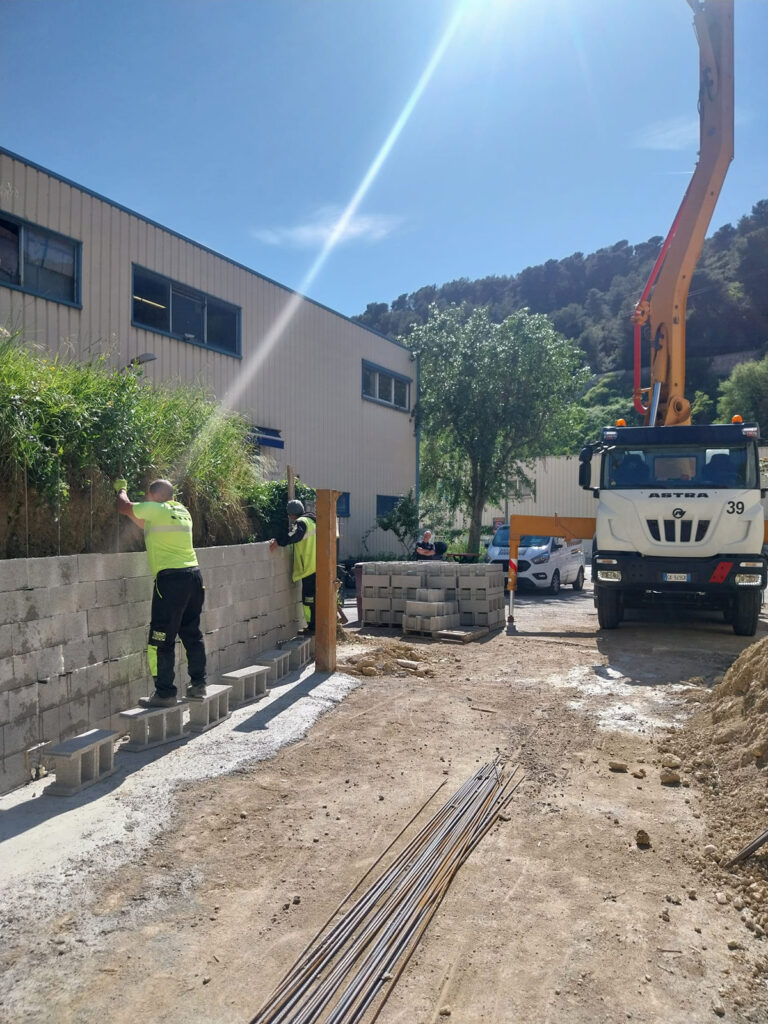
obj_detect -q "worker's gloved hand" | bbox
[113,478,128,493]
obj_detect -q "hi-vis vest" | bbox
[292,515,317,582]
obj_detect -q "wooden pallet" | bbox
[402,626,490,643]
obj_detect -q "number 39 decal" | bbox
[726,500,745,514]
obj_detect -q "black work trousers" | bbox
[147,568,207,697]
[301,573,316,632]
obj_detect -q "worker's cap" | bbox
[286,500,305,517]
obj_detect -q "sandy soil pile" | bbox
[656,636,768,959]
[338,636,456,678]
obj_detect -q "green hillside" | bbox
[356,200,768,400]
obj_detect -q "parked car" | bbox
[484,527,585,594]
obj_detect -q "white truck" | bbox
[579,0,767,636]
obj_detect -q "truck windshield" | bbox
[603,444,757,489]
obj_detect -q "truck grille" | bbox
[517,559,531,572]
[646,519,710,543]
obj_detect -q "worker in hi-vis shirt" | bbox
[115,478,207,707]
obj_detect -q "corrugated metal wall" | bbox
[0,150,416,558]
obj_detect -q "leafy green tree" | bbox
[717,355,768,426]
[408,304,587,553]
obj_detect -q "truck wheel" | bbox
[596,587,623,629]
[572,566,585,591]
[549,570,560,595]
[732,590,761,636]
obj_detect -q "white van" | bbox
[484,527,585,594]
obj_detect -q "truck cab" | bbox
[580,421,767,634]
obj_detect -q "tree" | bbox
[408,304,587,553]
[717,354,768,426]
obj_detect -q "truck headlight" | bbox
[597,570,622,582]
[531,554,550,565]
[734,574,762,586]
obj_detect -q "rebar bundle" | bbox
[250,757,522,1024]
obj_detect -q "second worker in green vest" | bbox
[268,499,317,635]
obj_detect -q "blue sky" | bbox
[2,0,767,320]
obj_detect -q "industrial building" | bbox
[0,147,417,558]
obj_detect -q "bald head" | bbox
[148,479,174,502]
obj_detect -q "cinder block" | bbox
[0,623,12,659]
[255,649,291,683]
[68,663,106,700]
[460,611,475,627]
[186,684,231,734]
[3,711,39,755]
[415,589,446,602]
[361,598,391,611]
[88,601,150,636]
[221,666,270,705]
[7,682,38,722]
[0,750,31,793]
[0,592,28,627]
[107,626,147,661]
[107,652,145,686]
[13,612,88,657]
[120,703,186,750]
[94,578,127,608]
[26,555,79,589]
[46,728,118,795]
[36,674,71,712]
[0,560,29,593]
[60,635,109,674]
[280,638,312,671]
[11,646,63,688]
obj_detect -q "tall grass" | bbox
[0,332,266,554]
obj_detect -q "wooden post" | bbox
[315,488,341,672]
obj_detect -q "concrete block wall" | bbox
[0,543,302,795]
[360,562,505,632]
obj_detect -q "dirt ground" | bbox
[3,581,768,1024]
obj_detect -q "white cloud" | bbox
[630,116,699,152]
[252,205,403,248]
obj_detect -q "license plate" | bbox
[664,572,690,583]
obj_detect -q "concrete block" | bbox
[0,591,29,627]
[120,702,186,750]
[0,623,12,660]
[221,666,270,705]
[107,651,145,686]
[36,674,71,712]
[460,611,476,627]
[107,626,147,661]
[219,641,249,674]
[361,598,391,611]
[0,750,30,793]
[88,688,113,726]
[197,546,228,569]
[7,682,38,722]
[10,645,63,687]
[46,728,118,795]
[13,612,88,657]
[69,663,106,700]
[415,589,447,602]
[3,714,40,756]
[280,638,312,671]
[0,560,28,593]
[60,635,109,674]
[94,577,127,607]
[88,601,151,637]
[255,649,291,683]
[0,656,14,690]
[26,555,79,589]
[186,684,231,734]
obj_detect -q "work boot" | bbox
[186,683,207,700]
[139,692,176,708]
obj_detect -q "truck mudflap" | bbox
[592,552,767,595]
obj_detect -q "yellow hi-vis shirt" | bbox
[132,500,198,577]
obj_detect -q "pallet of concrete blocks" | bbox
[389,570,425,601]
[361,596,392,626]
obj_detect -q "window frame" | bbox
[0,213,81,307]
[361,360,411,412]
[376,494,402,517]
[131,264,241,358]
[336,492,350,518]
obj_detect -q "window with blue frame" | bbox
[376,494,402,517]
[0,215,80,305]
[336,492,350,517]
[247,425,284,450]
[132,265,240,355]
[362,360,410,411]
